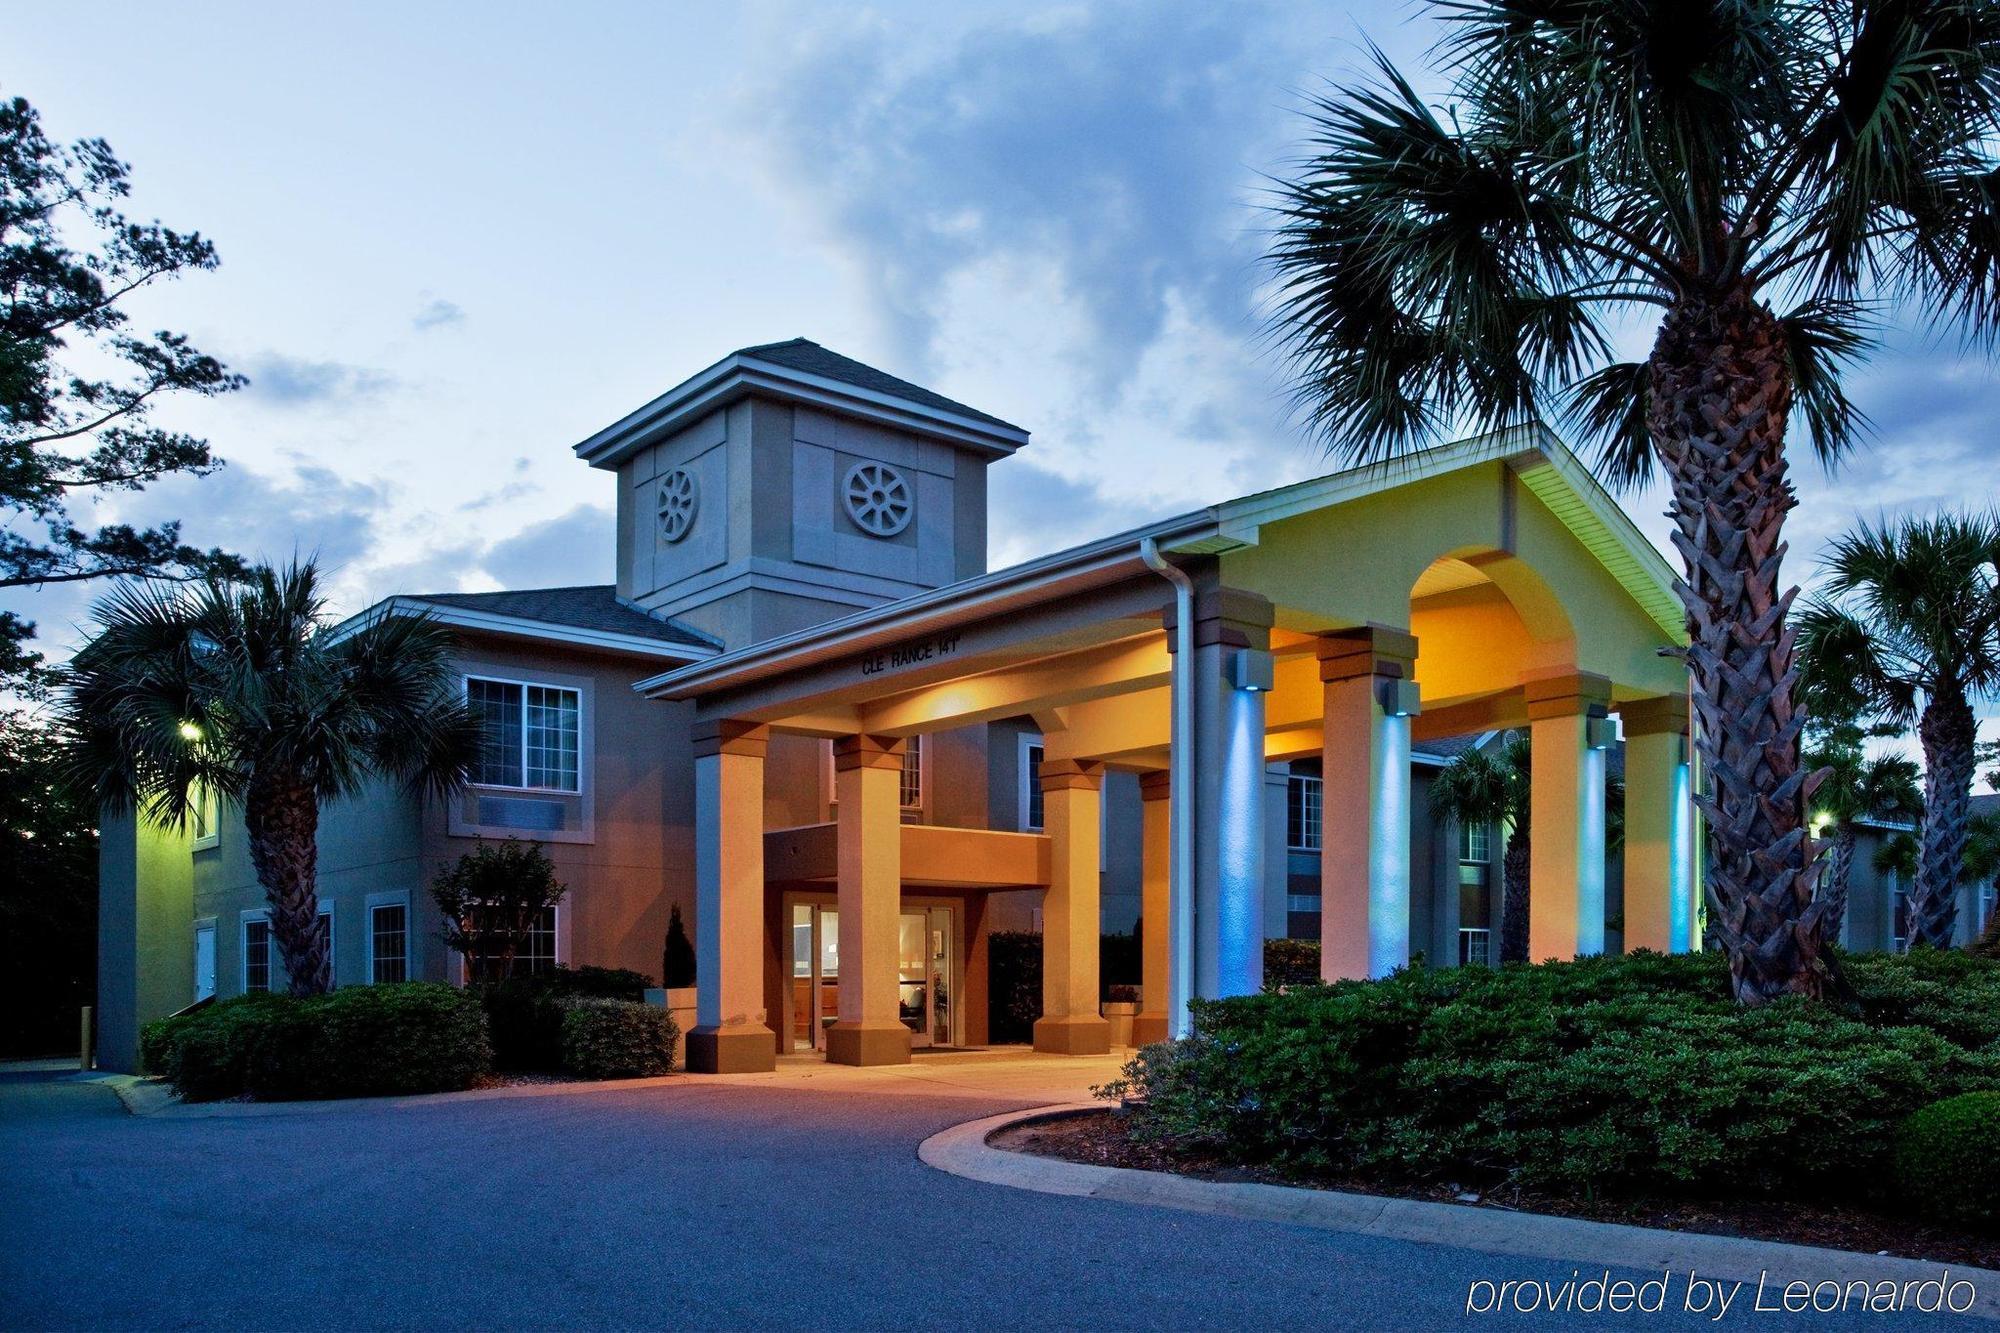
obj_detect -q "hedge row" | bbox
[143,968,678,1101]
[1117,949,2000,1209]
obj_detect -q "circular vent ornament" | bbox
[842,461,912,538]
[657,468,698,543]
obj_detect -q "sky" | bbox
[6,1,1997,747]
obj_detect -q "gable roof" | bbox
[574,339,1030,469]
[346,585,718,662]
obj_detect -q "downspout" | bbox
[1141,537,1196,1040]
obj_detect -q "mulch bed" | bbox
[993,1108,2000,1270]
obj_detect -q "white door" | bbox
[194,925,217,1001]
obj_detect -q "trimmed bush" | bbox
[988,931,1042,1043]
[1894,1092,2000,1226]
[480,964,654,1071]
[1117,950,2000,1203]
[560,997,678,1079]
[155,984,491,1102]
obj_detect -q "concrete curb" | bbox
[921,1105,2000,1318]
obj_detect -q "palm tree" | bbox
[1964,811,2000,955]
[1805,746,1922,944]
[1797,514,2000,948]
[60,561,476,995]
[1427,734,1531,963]
[1268,3,2000,1003]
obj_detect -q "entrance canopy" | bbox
[662,425,1697,1074]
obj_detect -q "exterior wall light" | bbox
[1585,716,1619,750]
[178,721,203,742]
[1375,678,1422,718]
[1229,648,1273,693]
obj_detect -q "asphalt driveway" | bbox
[0,1066,1964,1330]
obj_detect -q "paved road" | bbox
[0,1068,1966,1330]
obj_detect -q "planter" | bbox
[1102,1000,1138,1048]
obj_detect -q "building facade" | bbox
[98,338,1702,1073]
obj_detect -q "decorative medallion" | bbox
[842,460,913,538]
[657,467,697,543]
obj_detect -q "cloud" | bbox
[987,460,1174,569]
[478,504,614,590]
[412,297,466,331]
[245,352,397,406]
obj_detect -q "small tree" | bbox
[1427,734,1531,963]
[433,840,569,982]
[661,902,695,989]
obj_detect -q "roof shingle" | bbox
[739,338,1024,433]
[411,584,715,650]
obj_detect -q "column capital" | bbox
[1316,625,1418,682]
[1163,586,1275,652]
[1139,769,1172,802]
[833,733,907,772]
[691,720,770,759]
[1520,669,1613,720]
[1039,757,1104,792]
[1616,694,1689,737]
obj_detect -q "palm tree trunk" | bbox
[1819,827,1857,945]
[1499,829,1531,964]
[245,772,330,996]
[1646,285,1830,1003]
[1913,692,1977,949]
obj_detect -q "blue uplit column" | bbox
[1171,580,1276,1002]
[1616,695,1695,954]
[1317,627,1420,980]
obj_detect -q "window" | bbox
[369,901,408,984]
[468,677,580,792]
[191,785,220,851]
[1891,873,1911,954]
[1982,882,1998,937]
[317,904,335,988]
[465,905,559,982]
[1020,737,1045,832]
[900,735,924,811]
[243,918,271,993]
[1459,927,1491,967]
[1460,821,1491,864]
[1286,775,1323,851]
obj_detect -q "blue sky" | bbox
[6,1,1997,748]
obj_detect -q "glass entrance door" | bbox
[791,899,953,1051]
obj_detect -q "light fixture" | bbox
[177,721,203,742]
[1585,716,1619,751]
[1229,649,1273,693]
[1376,678,1422,718]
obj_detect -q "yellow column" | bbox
[1318,627,1419,981]
[1524,671,1613,962]
[1618,695,1694,954]
[1133,770,1171,1046]
[1034,757,1111,1054]
[687,720,776,1073]
[827,734,911,1066]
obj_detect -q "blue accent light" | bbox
[1669,760,1694,952]
[1369,711,1411,976]
[1216,682,1266,995]
[1577,745,1607,955]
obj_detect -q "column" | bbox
[1618,695,1695,954]
[827,734,911,1066]
[1034,757,1112,1054]
[1523,671,1614,961]
[1318,627,1419,981]
[1176,584,1274,1000]
[1133,770,1171,1046]
[688,720,777,1073]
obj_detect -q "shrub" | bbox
[988,931,1043,1044]
[560,997,678,1079]
[480,964,655,1071]
[1119,950,2000,1203]
[157,984,490,1102]
[1894,1092,2000,1226]
[663,903,696,989]
[140,998,222,1074]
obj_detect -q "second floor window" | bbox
[900,735,924,811]
[1287,775,1322,851]
[468,677,580,792]
[1022,739,1045,831]
[1460,821,1491,864]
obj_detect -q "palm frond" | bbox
[1779,297,1875,468]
